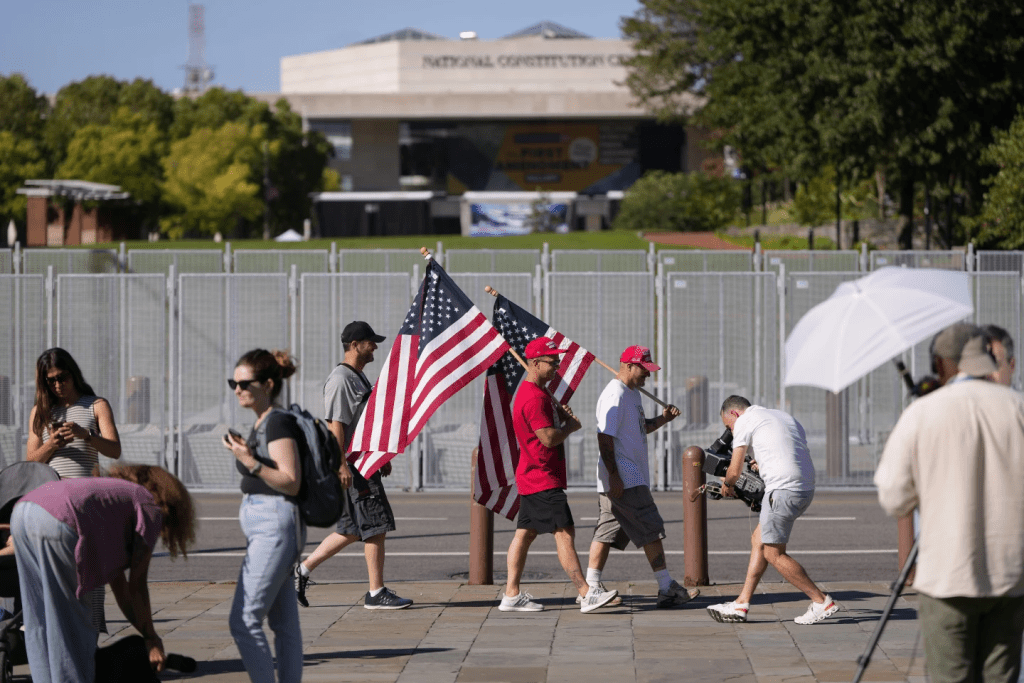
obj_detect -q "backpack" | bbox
[257,404,344,527]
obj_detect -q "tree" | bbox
[169,88,272,140]
[0,132,46,226]
[264,99,333,235]
[971,109,1024,249]
[612,170,740,232]
[620,0,1024,238]
[0,74,49,140]
[56,108,168,229]
[160,122,266,238]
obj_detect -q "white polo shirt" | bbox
[595,379,650,492]
[732,405,815,493]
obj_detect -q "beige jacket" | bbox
[875,378,1024,599]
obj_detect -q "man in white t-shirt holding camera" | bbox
[707,395,838,625]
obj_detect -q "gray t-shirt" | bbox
[323,363,373,450]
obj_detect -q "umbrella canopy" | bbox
[784,267,973,393]
[273,228,303,242]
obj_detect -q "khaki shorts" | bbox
[591,486,666,550]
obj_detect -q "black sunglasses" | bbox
[227,378,260,391]
[47,372,71,386]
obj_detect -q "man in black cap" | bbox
[294,321,412,609]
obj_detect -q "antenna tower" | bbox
[182,4,214,93]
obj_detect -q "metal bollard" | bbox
[468,448,494,585]
[897,514,916,586]
[682,445,709,586]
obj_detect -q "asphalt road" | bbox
[150,489,901,588]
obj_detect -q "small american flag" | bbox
[347,258,509,477]
[474,294,595,519]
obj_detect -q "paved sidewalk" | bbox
[16,581,925,682]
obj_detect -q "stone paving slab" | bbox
[12,581,925,682]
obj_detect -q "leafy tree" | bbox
[43,76,173,172]
[160,122,266,238]
[264,99,333,235]
[0,132,46,226]
[971,109,1024,248]
[169,88,272,140]
[0,74,49,139]
[792,166,877,226]
[620,0,1024,238]
[612,170,740,232]
[56,108,168,229]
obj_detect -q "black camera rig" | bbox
[698,427,765,512]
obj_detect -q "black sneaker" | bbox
[363,587,413,610]
[294,565,316,608]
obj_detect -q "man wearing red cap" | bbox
[584,345,698,608]
[500,337,619,613]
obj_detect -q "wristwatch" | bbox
[248,460,263,476]
[85,428,99,444]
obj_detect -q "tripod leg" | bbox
[852,539,919,683]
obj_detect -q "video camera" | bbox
[700,427,765,512]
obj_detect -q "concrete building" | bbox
[256,22,712,236]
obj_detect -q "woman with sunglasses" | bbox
[27,347,121,478]
[26,347,122,634]
[223,349,305,683]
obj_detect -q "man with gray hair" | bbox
[876,324,1024,682]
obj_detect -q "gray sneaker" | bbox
[499,592,544,612]
[580,585,619,613]
[363,587,413,610]
[657,580,699,609]
[575,582,623,606]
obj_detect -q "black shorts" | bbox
[517,488,574,534]
[336,468,396,540]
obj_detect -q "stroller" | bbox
[0,461,61,682]
[0,462,195,682]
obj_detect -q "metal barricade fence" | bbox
[545,272,656,487]
[763,250,859,274]
[233,249,329,274]
[22,249,121,275]
[336,249,426,275]
[658,250,754,273]
[977,251,1024,274]
[56,274,168,469]
[0,276,45,468]
[444,249,541,274]
[871,250,965,270]
[297,272,414,488]
[127,249,223,274]
[418,272,538,490]
[550,249,650,273]
[176,274,290,488]
[0,250,11,275]
[662,272,779,486]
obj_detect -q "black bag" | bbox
[259,405,344,527]
[95,636,196,682]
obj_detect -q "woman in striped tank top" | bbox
[25,347,122,634]
[27,348,121,477]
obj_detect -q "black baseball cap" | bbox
[341,321,385,344]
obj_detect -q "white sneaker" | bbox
[794,595,838,624]
[580,584,618,613]
[499,592,543,612]
[575,582,623,606]
[707,601,749,623]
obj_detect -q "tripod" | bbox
[852,538,919,683]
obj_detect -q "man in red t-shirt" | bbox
[500,337,618,614]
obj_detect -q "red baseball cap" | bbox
[525,337,569,360]
[620,345,660,371]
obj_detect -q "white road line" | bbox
[159,548,897,559]
[198,516,449,522]
[800,517,857,521]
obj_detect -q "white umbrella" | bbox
[273,228,303,242]
[784,267,973,393]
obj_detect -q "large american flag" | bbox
[347,258,509,477]
[474,294,595,519]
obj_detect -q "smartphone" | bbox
[50,421,62,434]
[227,428,243,442]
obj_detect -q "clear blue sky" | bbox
[0,0,639,95]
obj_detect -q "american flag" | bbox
[347,258,509,477]
[474,294,595,519]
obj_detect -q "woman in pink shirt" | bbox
[10,464,196,683]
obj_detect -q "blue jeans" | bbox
[230,494,307,683]
[12,501,97,683]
